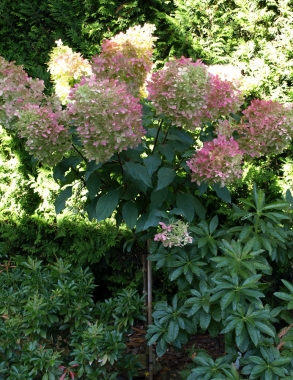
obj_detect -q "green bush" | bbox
[147,185,293,379]
[0,258,145,379]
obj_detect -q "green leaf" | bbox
[199,310,211,330]
[239,225,253,241]
[176,193,195,223]
[158,143,175,162]
[156,167,175,190]
[170,266,184,281]
[136,213,148,233]
[168,127,194,145]
[264,368,273,380]
[246,323,260,346]
[124,162,152,188]
[213,184,231,203]
[85,160,102,180]
[168,320,179,341]
[254,321,275,337]
[144,210,168,229]
[86,172,101,200]
[220,291,235,310]
[55,186,72,214]
[282,279,293,293]
[209,216,218,234]
[143,154,162,176]
[96,189,120,221]
[122,201,138,229]
[192,197,206,219]
[150,189,168,209]
[156,337,168,357]
[262,202,289,211]
[53,156,82,182]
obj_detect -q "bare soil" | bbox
[126,325,226,379]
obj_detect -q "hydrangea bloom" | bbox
[16,99,71,166]
[154,221,193,248]
[0,57,44,129]
[147,57,242,130]
[206,74,243,121]
[67,75,145,164]
[91,24,156,97]
[214,99,293,157]
[239,99,293,157]
[47,40,92,104]
[187,135,243,187]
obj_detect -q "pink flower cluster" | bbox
[67,75,145,164]
[214,99,293,158]
[91,24,156,97]
[187,135,243,187]
[16,100,71,166]
[154,221,193,248]
[146,57,242,130]
[0,57,44,129]
[239,99,293,157]
[206,74,243,121]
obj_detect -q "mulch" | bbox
[126,325,226,379]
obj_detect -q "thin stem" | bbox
[162,130,169,144]
[71,143,87,162]
[117,152,124,176]
[151,120,163,154]
[147,238,153,380]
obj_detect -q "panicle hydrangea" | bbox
[239,99,293,157]
[154,221,193,248]
[67,75,145,164]
[47,40,92,104]
[147,57,209,129]
[16,98,71,166]
[0,56,45,129]
[147,57,242,130]
[214,99,293,157]
[205,73,243,120]
[91,24,156,97]
[187,135,243,187]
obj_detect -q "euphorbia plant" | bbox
[1,23,293,379]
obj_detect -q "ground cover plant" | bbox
[1,20,293,380]
[0,258,145,379]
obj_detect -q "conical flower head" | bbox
[67,75,145,164]
[213,99,293,158]
[16,98,71,166]
[147,57,242,130]
[0,56,44,129]
[47,40,92,104]
[91,24,156,97]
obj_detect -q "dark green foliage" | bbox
[0,212,119,264]
[0,258,144,379]
[147,186,293,366]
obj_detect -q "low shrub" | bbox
[0,258,145,380]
